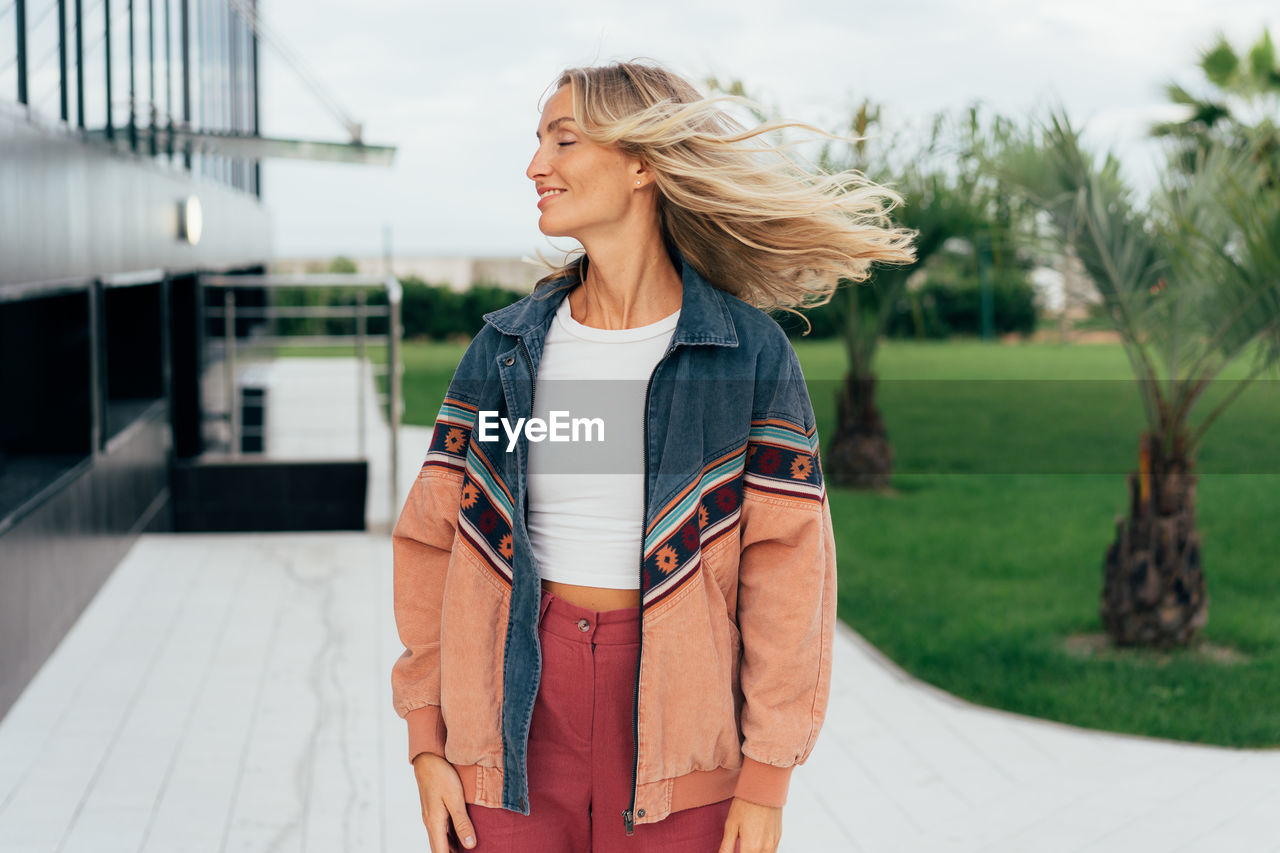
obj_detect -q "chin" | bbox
[537,217,576,239]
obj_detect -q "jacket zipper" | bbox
[623,340,676,836]
[517,337,538,812]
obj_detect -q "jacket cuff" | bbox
[732,756,794,807]
[406,705,447,764]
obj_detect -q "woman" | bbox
[392,61,916,853]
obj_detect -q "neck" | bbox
[572,227,683,330]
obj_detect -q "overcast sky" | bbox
[255,0,1277,261]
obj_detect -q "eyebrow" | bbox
[536,116,576,140]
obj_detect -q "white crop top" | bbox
[526,294,680,589]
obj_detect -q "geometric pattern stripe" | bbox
[421,397,515,589]
[743,417,824,503]
[639,417,824,610]
[426,401,824,605]
[640,443,747,609]
[422,397,479,474]
[457,441,515,589]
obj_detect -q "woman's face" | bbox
[526,85,647,240]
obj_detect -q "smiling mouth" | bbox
[538,189,566,204]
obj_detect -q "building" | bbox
[0,0,393,719]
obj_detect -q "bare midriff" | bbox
[540,577,641,611]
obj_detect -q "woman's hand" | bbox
[412,752,477,851]
[718,796,783,853]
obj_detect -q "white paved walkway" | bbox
[2,528,1277,852]
[2,356,1277,851]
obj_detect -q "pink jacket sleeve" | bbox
[731,344,839,808]
[390,430,465,764]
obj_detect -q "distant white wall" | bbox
[1029,254,1102,318]
[268,255,554,292]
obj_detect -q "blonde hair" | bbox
[532,59,918,331]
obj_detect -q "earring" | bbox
[636,180,641,185]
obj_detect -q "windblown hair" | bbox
[532,59,918,330]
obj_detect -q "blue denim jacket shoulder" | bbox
[475,258,815,427]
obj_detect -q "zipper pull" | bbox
[622,808,635,835]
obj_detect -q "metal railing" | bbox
[200,272,404,523]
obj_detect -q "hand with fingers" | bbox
[718,797,782,853]
[413,752,478,852]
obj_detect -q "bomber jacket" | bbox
[390,252,838,835]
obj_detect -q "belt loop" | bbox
[538,588,554,626]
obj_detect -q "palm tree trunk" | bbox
[1101,429,1208,647]
[826,372,893,489]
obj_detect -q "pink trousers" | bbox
[449,587,739,853]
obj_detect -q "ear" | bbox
[630,158,654,189]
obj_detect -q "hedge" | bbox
[265,276,524,341]
[772,274,1038,340]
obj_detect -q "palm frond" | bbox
[1163,81,1199,107]
[1246,29,1277,88]
[1201,34,1241,89]
[1160,134,1280,381]
[992,107,1174,426]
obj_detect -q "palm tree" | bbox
[701,81,1035,489]
[994,111,1280,647]
[821,104,1033,488]
[1151,28,1280,188]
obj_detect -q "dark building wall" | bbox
[0,266,271,721]
[0,401,170,719]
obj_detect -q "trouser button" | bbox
[577,618,590,632]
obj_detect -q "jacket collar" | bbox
[482,253,740,349]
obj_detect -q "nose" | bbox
[527,143,550,182]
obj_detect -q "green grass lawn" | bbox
[802,337,1280,747]
[277,335,1280,747]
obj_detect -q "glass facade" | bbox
[0,0,260,196]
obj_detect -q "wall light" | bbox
[177,195,203,245]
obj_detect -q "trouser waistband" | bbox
[538,588,639,645]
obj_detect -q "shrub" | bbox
[400,277,523,340]
[773,273,1038,340]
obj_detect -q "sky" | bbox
[255,0,1277,261]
